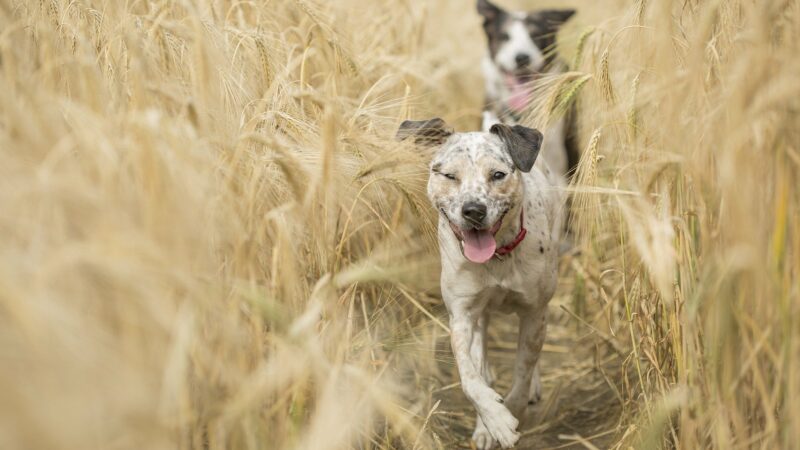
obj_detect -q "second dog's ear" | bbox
[490,124,543,172]
[477,0,503,22]
[396,118,453,147]
[538,9,576,30]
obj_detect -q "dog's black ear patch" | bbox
[490,124,543,173]
[478,0,508,57]
[537,9,576,30]
[477,0,503,21]
[396,118,453,147]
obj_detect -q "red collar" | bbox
[495,208,527,258]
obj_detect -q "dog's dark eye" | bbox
[492,171,507,181]
[499,32,510,41]
[443,173,457,181]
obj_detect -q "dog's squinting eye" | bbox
[491,171,507,181]
[443,173,457,181]
[499,32,510,41]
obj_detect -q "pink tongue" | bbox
[462,229,497,263]
[505,74,531,112]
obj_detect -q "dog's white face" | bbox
[428,132,521,238]
[490,15,546,74]
[396,119,542,263]
[478,0,575,83]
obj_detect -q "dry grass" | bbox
[0,0,798,449]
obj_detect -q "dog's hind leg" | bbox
[528,362,542,404]
[481,110,501,132]
[504,311,547,418]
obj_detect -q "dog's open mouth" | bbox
[503,70,537,113]
[446,212,507,264]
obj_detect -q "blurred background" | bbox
[0,0,797,449]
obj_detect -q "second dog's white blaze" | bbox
[494,18,545,74]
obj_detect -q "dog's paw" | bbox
[472,418,495,450]
[479,400,520,449]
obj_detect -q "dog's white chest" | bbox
[476,284,527,313]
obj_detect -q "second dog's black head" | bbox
[478,0,575,77]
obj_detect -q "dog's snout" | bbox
[515,53,531,68]
[462,202,487,225]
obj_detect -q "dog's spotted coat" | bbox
[397,119,565,449]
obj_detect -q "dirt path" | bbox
[429,261,626,449]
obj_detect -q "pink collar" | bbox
[495,208,527,257]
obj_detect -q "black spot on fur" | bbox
[539,246,544,253]
[485,144,514,168]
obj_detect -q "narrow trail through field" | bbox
[432,254,626,449]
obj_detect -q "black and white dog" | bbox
[478,0,577,179]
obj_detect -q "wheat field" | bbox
[0,0,798,449]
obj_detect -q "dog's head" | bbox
[397,118,543,263]
[478,1,575,97]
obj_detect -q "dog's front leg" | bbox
[504,311,547,419]
[470,311,492,385]
[449,305,520,449]
[470,312,497,450]
[481,110,501,132]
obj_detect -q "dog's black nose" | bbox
[515,53,531,68]
[462,202,487,225]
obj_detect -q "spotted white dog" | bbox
[478,0,576,178]
[397,119,564,449]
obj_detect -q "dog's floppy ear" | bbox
[538,9,576,30]
[477,0,503,22]
[490,124,543,173]
[396,118,453,147]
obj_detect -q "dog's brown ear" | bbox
[396,118,453,147]
[477,0,503,22]
[538,9,576,30]
[490,124,543,173]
